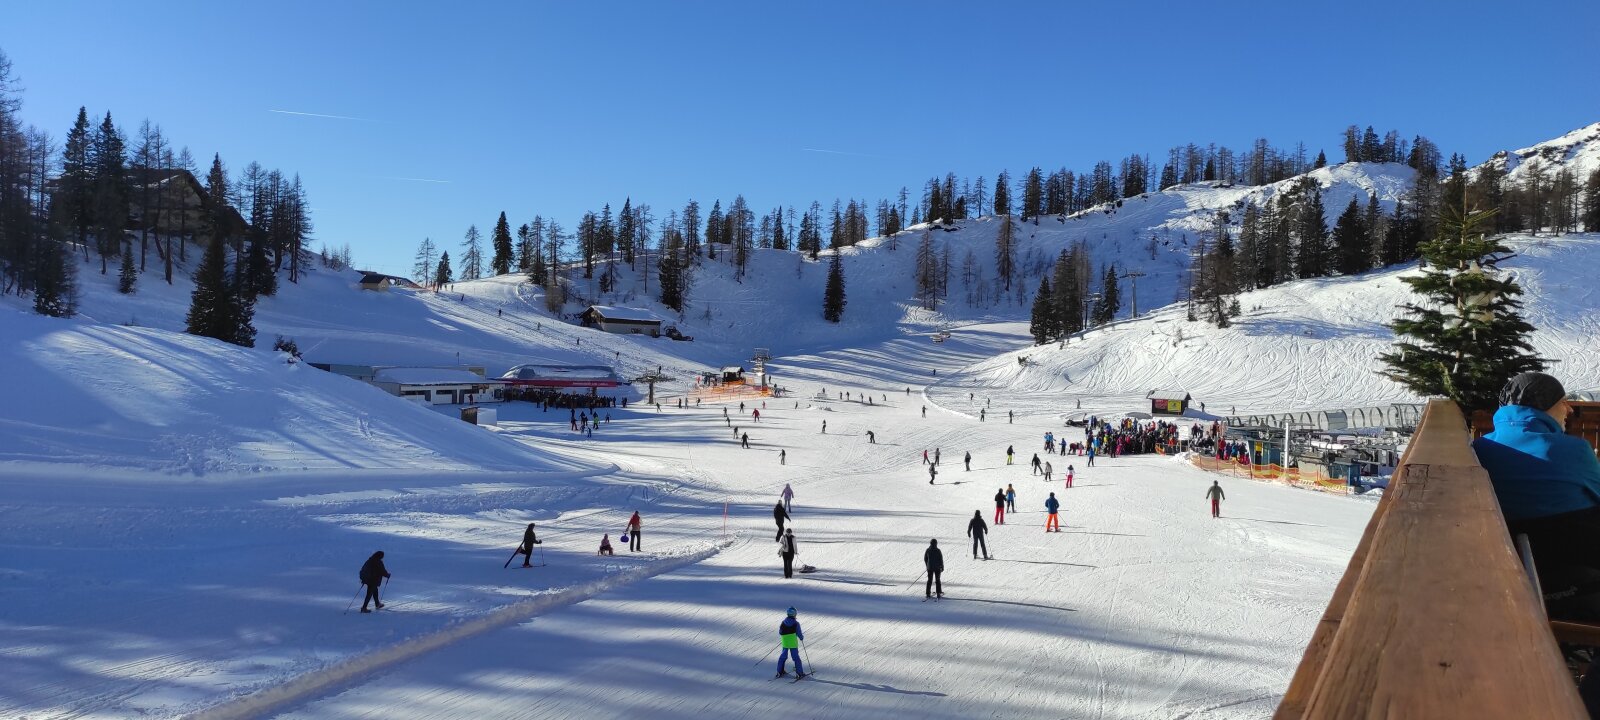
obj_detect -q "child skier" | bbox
[774,501,790,541]
[776,607,806,678]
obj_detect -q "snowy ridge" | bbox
[1473,121,1600,184]
[930,233,1600,420]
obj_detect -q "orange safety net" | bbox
[1189,454,1349,494]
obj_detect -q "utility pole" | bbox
[1119,269,1145,318]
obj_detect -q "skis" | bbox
[922,594,944,603]
[791,672,811,683]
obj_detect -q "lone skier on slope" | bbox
[924,539,945,598]
[518,523,543,567]
[776,607,806,678]
[994,488,1007,524]
[969,511,990,560]
[1207,481,1226,518]
[964,451,972,471]
[358,550,390,613]
[780,528,799,578]
[774,501,790,541]
[1044,493,1061,532]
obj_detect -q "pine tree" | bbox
[1380,205,1546,414]
[914,230,938,309]
[58,107,94,254]
[90,111,129,274]
[32,237,78,317]
[994,215,1016,292]
[1094,264,1121,324]
[1021,167,1044,222]
[490,211,514,275]
[993,172,1011,217]
[822,250,846,322]
[413,237,437,285]
[1053,249,1082,336]
[617,198,635,265]
[244,234,275,299]
[434,250,453,286]
[460,224,482,280]
[1236,203,1261,290]
[118,239,137,294]
[1332,197,1370,276]
[1029,276,1055,344]
[1313,150,1327,169]
[185,235,252,346]
[658,226,686,311]
[1582,169,1600,232]
[1295,179,1330,278]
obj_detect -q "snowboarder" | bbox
[993,488,1006,524]
[774,501,790,541]
[1006,484,1017,512]
[780,528,799,578]
[1031,454,1042,475]
[969,511,991,559]
[1066,465,1075,488]
[1043,461,1053,483]
[742,432,750,449]
[1044,493,1061,532]
[1206,481,1226,518]
[775,607,806,678]
[924,539,945,598]
[928,463,938,485]
[599,534,614,555]
[867,430,876,444]
[781,482,794,512]
[358,550,390,613]
[1006,446,1014,465]
[964,451,972,471]
[626,511,642,551]
[518,523,543,567]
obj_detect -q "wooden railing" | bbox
[1275,399,1587,718]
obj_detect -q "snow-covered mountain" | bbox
[1473,121,1600,183]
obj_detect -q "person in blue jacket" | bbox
[776,607,806,678]
[1473,372,1600,622]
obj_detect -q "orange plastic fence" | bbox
[1189,455,1350,494]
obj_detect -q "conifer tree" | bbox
[914,230,938,309]
[185,235,252,346]
[822,249,846,322]
[1313,150,1327,169]
[617,198,635,265]
[1029,276,1055,344]
[1294,180,1329,277]
[1021,167,1044,222]
[1380,206,1546,414]
[657,226,686,312]
[434,250,453,286]
[994,215,1016,292]
[460,225,482,280]
[58,107,94,253]
[1094,264,1121,325]
[1583,169,1600,231]
[413,237,437,285]
[1332,197,1370,275]
[1053,249,1082,335]
[993,172,1011,217]
[490,211,514,275]
[244,234,275,299]
[118,239,137,294]
[90,111,129,274]
[32,238,77,317]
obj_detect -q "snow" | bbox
[5,123,1595,719]
[1474,121,1600,185]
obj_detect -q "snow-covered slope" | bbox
[931,233,1600,419]
[0,308,578,476]
[1474,121,1600,184]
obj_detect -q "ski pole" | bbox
[504,544,523,568]
[342,585,362,614]
[905,570,925,593]
[751,644,779,669]
[801,638,813,674]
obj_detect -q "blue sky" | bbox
[4,1,1597,275]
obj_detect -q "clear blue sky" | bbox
[4,1,1597,275]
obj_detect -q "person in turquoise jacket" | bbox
[1473,372,1600,623]
[775,607,806,678]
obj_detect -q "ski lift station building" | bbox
[309,363,504,405]
[1148,390,1192,416]
[582,305,665,336]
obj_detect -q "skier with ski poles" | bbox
[994,488,1006,524]
[1032,454,1042,475]
[518,523,543,567]
[1043,460,1053,483]
[773,501,790,541]
[357,550,390,613]
[775,607,806,678]
[1206,480,1226,518]
[924,539,945,599]
[1006,445,1014,465]
[1044,493,1062,532]
[1006,484,1017,513]
[969,510,991,560]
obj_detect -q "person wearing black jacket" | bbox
[773,501,790,541]
[780,529,799,578]
[518,523,542,567]
[924,539,944,598]
[994,489,1007,525]
[968,511,990,559]
[358,551,390,613]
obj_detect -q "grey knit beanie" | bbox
[1499,372,1566,411]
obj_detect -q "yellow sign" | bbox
[1167,399,1183,413]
